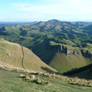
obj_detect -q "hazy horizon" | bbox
[0,19,92,23]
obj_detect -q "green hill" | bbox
[32,40,92,73]
[0,39,56,72]
[50,53,91,73]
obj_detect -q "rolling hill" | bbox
[0,39,56,72]
[0,19,92,73]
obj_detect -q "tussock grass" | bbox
[0,39,56,73]
[0,69,91,92]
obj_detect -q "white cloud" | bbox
[12,0,92,14]
[11,0,92,21]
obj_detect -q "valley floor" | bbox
[0,69,92,92]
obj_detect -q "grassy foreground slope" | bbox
[0,39,55,72]
[0,69,92,92]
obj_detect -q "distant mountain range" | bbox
[0,21,38,26]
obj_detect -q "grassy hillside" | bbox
[50,53,91,73]
[0,39,55,72]
[0,69,92,92]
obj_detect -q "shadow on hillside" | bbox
[63,64,92,80]
[41,66,56,74]
[0,67,7,71]
[69,70,92,80]
[32,38,63,64]
[41,64,92,80]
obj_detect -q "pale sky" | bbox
[0,0,92,22]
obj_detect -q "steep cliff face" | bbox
[54,44,92,58]
[81,49,92,58]
[56,45,82,55]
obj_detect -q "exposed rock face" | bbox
[72,50,82,55]
[81,49,92,58]
[66,49,82,56]
[52,44,92,58]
